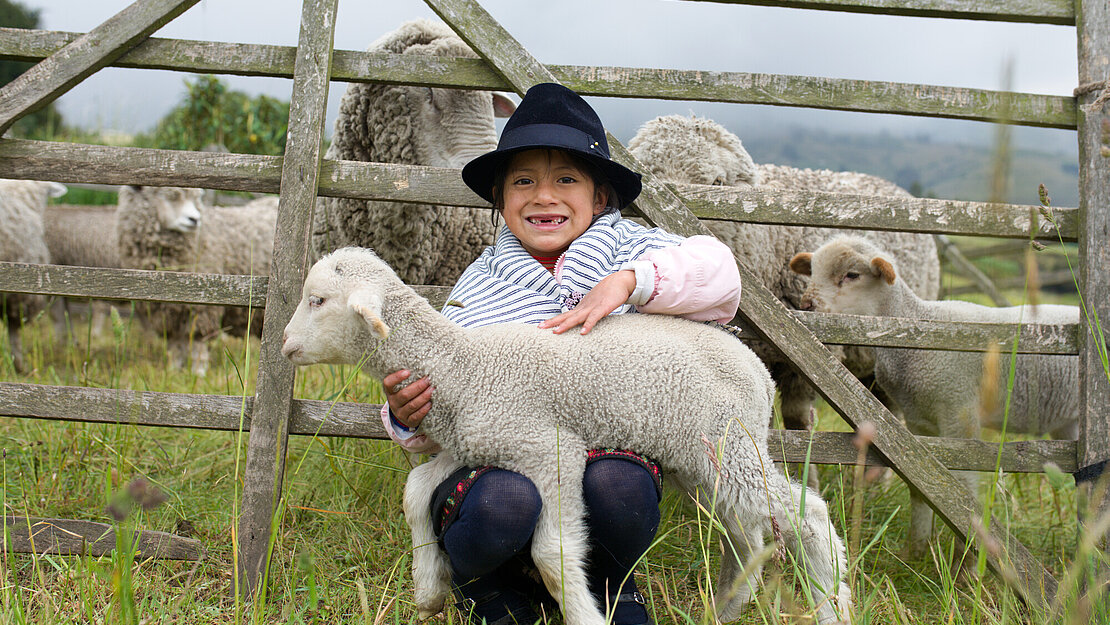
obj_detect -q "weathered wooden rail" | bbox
[0,0,1104,615]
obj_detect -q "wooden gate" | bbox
[0,0,1106,613]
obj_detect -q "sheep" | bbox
[628,115,940,441]
[790,235,1077,556]
[116,186,276,375]
[0,178,67,372]
[43,204,120,340]
[311,19,516,285]
[281,246,853,625]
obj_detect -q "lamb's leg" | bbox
[404,452,462,619]
[775,368,821,489]
[516,436,604,625]
[766,473,852,625]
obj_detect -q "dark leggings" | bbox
[444,458,660,624]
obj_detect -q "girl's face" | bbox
[499,149,609,258]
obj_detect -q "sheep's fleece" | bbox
[311,19,515,285]
[792,234,1077,555]
[0,178,67,372]
[282,247,852,625]
[116,186,275,375]
[628,115,940,433]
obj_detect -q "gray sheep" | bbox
[116,186,276,375]
[311,19,516,285]
[628,115,940,437]
[0,178,67,372]
[791,235,1077,555]
[281,246,853,625]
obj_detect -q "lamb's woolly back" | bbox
[312,20,514,285]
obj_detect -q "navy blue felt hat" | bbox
[461,83,642,209]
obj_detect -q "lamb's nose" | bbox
[798,297,815,312]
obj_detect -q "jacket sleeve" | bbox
[380,403,442,454]
[626,235,741,323]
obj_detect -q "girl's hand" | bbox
[538,270,636,335]
[383,369,433,428]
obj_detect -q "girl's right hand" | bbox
[383,369,433,429]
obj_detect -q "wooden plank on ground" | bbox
[681,0,1073,25]
[0,138,1080,241]
[0,27,1077,129]
[425,0,1058,607]
[236,0,337,599]
[0,0,200,133]
[3,516,204,560]
[1074,0,1110,551]
[0,383,1078,473]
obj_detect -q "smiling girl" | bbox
[380,83,741,625]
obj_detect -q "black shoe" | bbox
[613,590,654,625]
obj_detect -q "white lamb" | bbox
[628,115,940,437]
[0,178,67,372]
[790,235,1077,555]
[311,19,516,285]
[116,186,276,375]
[281,246,853,625]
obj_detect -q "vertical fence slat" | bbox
[236,0,337,597]
[425,0,1058,608]
[1074,0,1110,550]
[0,0,200,133]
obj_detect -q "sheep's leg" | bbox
[518,436,604,625]
[775,370,821,489]
[404,453,462,618]
[7,322,25,374]
[765,473,852,625]
[699,482,765,623]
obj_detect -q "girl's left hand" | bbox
[538,270,636,335]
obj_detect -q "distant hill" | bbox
[742,128,1079,208]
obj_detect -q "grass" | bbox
[0,290,1105,624]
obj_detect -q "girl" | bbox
[381,83,741,625]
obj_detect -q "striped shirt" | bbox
[442,210,684,328]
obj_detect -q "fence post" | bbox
[1074,0,1110,554]
[236,0,337,598]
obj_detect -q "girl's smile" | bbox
[500,149,608,258]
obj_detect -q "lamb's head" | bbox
[121,185,203,233]
[790,236,897,316]
[628,115,760,187]
[282,247,397,367]
[388,20,516,168]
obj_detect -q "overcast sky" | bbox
[26,0,1080,152]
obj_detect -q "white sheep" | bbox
[628,115,940,440]
[311,19,516,285]
[0,178,67,372]
[281,246,853,625]
[116,186,276,375]
[43,204,120,340]
[790,235,1077,555]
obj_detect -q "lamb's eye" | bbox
[712,177,724,186]
[840,272,860,285]
[308,295,324,308]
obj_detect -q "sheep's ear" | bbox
[789,253,813,276]
[871,257,897,285]
[348,288,390,339]
[492,92,516,118]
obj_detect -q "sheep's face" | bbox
[628,115,760,188]
[151,187,203,233]
[792,239,897,316]
[282,253,389,367]
[412,87,515,168]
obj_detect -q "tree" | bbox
[0,0,65,137]
[142,75,289,156]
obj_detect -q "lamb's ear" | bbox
[789,252,813,276]
[347,288,390,339]
[492,92,516,118]
[871,257,897,285]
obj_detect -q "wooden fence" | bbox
[0,0,1106,612]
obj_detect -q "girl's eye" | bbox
[512,177,533,186]
[308,295,325,308]
[557,175,577,184]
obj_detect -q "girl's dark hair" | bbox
[488,149,618,226]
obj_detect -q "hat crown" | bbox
[498,83,610,158]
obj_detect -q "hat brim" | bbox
[462,142,642,209]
